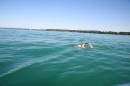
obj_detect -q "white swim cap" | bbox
[77,45,81,47]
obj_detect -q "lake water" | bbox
[0,29,130,86]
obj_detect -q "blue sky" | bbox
[0,0,130,32]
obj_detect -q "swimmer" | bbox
[76,42,93,48]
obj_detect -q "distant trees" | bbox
[43,29,130,35]
[98,31,130,35]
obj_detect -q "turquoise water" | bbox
[0,29,130,86]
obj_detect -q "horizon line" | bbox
[0,27,130,32]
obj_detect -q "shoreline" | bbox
[0,27,130,35]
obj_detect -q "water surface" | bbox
[0,29,130,86]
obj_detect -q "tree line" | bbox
[46,29,130,35]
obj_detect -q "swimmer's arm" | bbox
[81,43,85,48]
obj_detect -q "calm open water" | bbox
[0,29,130,86]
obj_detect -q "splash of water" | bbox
[89,43,93,48]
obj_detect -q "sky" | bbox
[0,0,130,32]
